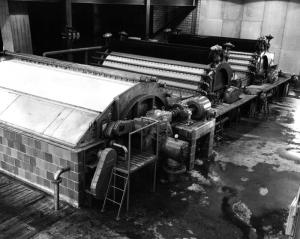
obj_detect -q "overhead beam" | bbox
[71,0,144,5]
[151,0,195,6]
[9,0,61,2]
[9,0,196,6]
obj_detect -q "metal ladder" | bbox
[101,167,129,221]
[101,118,159,220]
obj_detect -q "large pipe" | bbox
[52,167,70,210]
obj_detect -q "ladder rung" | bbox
[111,185,125,192]
[113,172,129,179]
[106,198,121,205]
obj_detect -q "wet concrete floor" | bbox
[5,93,300,239]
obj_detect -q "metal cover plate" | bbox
[90,148,117,199]
[0,87,98,146]
[0,59,135,112]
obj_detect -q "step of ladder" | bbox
[101,168,129,220]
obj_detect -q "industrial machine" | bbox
[90,34,241,105]
[0,51,216,219]
[168,32,278,86]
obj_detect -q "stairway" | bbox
[101,152,157,220]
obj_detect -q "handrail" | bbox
[127,117,159,172]
[286,185,300,238]
[43,46,105,57]
[111,142,128,161]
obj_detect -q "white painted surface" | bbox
[0,84,98,146]
[0,59,135,112]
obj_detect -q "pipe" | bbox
[111,142,128,161]
[54,167,71,180]
[52,167,70,210]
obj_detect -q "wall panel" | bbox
[197,19,223,36]
[221,19,241,38]
[223,0,243,20]
[192,0,300,74]
[240,21,262,39]
[281,1,300,52]
[198,0,223,20]
[242,0,265,22]
[261,1,288,49]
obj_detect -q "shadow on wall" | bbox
[28,3,147,55]
[28,2,65,55]
[85,5,146,40]
[0,33,2,51]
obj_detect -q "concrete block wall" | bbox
[0,126,82,207]
[194,0,300,74]
[153,6,168,33]
[177,11,193,34]
[152,6,182,35]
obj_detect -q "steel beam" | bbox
[151,0,195,6]
[145,0,150,39]
[71,0,144,5]
[10,0,195,6]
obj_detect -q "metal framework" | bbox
[101,117,159,220]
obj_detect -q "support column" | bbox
[66,0,72,28]
[145,0,151,39]
[93,5,101,45]
[65,0,73,60]
[0,0,32,53]
[191,1,199,34]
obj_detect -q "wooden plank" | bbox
[0,190,44,223]
[0,173,74,239]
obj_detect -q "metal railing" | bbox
[126,117,159,211]
[127,117,159,173]
[43,46,105,64]
[286,186,300,238]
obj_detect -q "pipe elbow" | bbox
[111,142,128,160]
[54,167,71,181]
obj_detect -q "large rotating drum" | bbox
[102,51,232,98]
[96,37,234,98]
[184,96,212,120]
